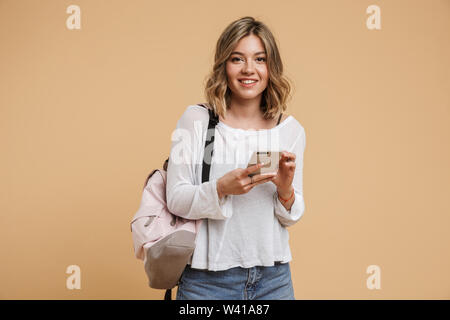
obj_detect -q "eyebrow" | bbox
[230,51,266,56]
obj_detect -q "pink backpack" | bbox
[130,103,219,300]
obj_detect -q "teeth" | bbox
[240,80,257,84]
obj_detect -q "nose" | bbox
[241,59,255,74]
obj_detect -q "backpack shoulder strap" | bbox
[143,169,159,190]
[277,113,283,125]
[197,103,219,183]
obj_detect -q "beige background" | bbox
[1,0,449,299]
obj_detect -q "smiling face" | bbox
[225,34,269,104]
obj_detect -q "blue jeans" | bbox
[176,262,295,300]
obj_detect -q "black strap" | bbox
[164,288,172,300]
[277,113,283,125]
[199,104,219,183]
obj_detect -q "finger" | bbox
[246,173,275,186]
[281,152,296,162]
[280,163,296,171]
[245,162,266,176]
[253,176,276,187]
[281,162,296,168]
[244,176,275,192]
[252,172,277,183]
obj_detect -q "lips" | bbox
[238,79,258,88]
[238,79,258,82]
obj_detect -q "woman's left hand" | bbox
[271,151,296,192]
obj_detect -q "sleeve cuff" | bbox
[273,189,305,227]
[209,178,232,219]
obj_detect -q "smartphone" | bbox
[246,151,281,177]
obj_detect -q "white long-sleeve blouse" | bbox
[166,104,306,271]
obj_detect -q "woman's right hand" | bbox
[217,162,277,199]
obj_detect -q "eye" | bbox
[230,57,266,63]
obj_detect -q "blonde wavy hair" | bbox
[203,16,293,121]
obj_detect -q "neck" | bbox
[227,95,263,120]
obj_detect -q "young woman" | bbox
[166,16,306,300]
